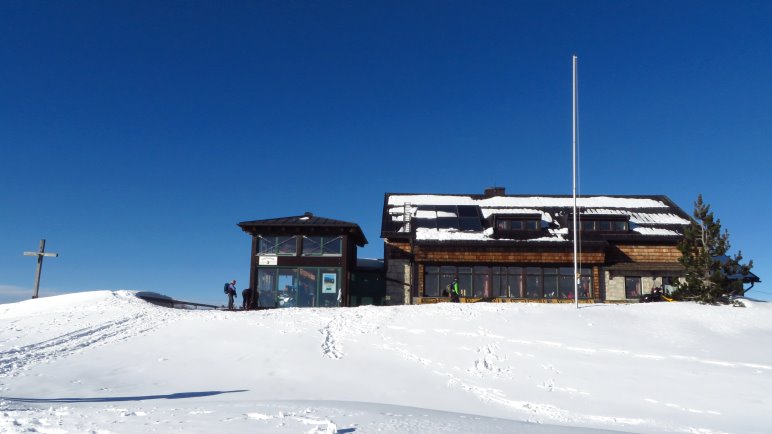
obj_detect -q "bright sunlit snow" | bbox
[1,291,770,433]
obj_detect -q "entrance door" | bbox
[257,268,277,308]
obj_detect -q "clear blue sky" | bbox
[1,1,770,305]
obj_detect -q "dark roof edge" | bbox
[238,215,361,227]
[238,215,368,247]
[384,192,684,200]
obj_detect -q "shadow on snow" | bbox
[3,389,247,403]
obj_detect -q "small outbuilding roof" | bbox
[715,255,761,283]
[238,212,368,246]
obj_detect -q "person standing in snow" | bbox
[225,279,237,310]
[450,276,460,303]
[242,287,258,310]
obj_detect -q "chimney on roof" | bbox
[304,211,314,218]
[484,186,506,197]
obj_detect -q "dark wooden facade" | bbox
[238,212,368,308]
[381,189,692,304]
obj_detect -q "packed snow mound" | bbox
[1,291,771,434]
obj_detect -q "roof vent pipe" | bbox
[484,187,506,197]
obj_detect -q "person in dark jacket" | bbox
[225,279,237,310]
[241,288,251,309]
[242,287,259,310]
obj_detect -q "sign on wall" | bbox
[322,273,337,294]
[258,255,278,266]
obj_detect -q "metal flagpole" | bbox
[572,55,579,309]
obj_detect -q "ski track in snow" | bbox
[0,298,175,379]
[504,338,772,372]
[1,316,142,377]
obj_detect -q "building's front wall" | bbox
[381,193,690,304]
[383,243,602,304]
[385,240,683,304]
[248,233,351,308]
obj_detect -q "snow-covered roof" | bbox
[388,194,671,209]
[383,192,690,243]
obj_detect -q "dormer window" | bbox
[492,214,542,238]
[580,216,629,232]
[496,219,539,231]
[412,205,484,232]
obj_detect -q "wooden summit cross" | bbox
[23,239,59,299]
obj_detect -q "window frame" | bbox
[579,217,629,233]
[423,265,593,300]
[493,214,543,237]
[413,205,484,232]
[625,276,642,299]
[301,235,343,256]
[258,235,298,256]
[256,266,341,308]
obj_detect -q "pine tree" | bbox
[674,195,754,304]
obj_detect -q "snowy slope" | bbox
[1,291,771,434]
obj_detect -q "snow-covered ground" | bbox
[1,291,770,433]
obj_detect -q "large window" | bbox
[302,236,343,256]
[508,267,524,298]
[457,267,472,297]
[625,276,641,299]
[297,268,318,307]
[439,266,456,296]
[472,266,490,298]
[558,267,592,299]
[425,265,592,299]
[257,268,277,308]
[578,272,592,299]
[543,268,559,299]
[526,267,542,298]
[277,268,298,307]
[258,236,297,255]
[491,267,524,298]
[256,266,341,308]
[422,266,474,297]
[558,267,574,299]
[424,266,441,297]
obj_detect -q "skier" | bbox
[450,276,460,303]
[224,279,237,310]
